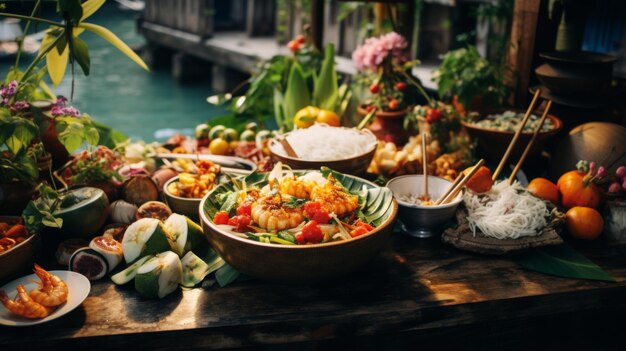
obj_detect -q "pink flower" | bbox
[9,100,29,114]
[608,182,622,193]
[352,32,408,71]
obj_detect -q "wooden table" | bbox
[1,236,625,350]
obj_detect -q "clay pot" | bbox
[357,105,411,146]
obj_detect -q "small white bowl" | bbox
[386,175,463,238]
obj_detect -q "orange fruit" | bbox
[565,206,604,240]
[293,106,320,129]
[316,109,340,127]
[527,177,559,204]
[463,166,493,193]
[557,170,603,209]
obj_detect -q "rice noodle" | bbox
[464,181,549,239]
[272,124,377,161]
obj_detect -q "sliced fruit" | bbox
[110,200,138,224]
[122,176,159,206]
[102,224,128,242]
[55,187,110,239]
[110,255,153,285]
[240,130,255,142]
[222,128,238,142]
[195,123,210,139]
[89,236,123,272]
[463,166,493,193]
[208,125,225,139]
[55,238,89,266]
[181,251,211,287]
[135,201,172,222]
[122,218,174,264]
[69,247,109,281]
[163,213,209,256]
[134,251,182,299]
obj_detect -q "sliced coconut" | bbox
[163,214,208,256]
[89,236,123,272]
[135,251,182,299]
[180,251,225,287]
[122,218,174,264]
[110,255,153,285]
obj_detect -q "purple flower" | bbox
[0,80,18,105]
[54,96,68,107]
[608,182,622,193]
[9,100,30,114]
[51,105,81,117]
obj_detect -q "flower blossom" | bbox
[0,80,18,105]
[51,95,80,117]
[10,100,30,114]
[352,32,408,71]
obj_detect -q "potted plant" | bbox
[432,45,510,115]
[352,32,431,145]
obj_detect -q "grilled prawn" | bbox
[279,176,316,199]
[251,194,304,231]
[310,175,359,216]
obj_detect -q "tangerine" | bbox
[527,178,559,204]
[565,206,604,240]
[463,165,493,193]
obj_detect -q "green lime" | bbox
[208,125,225,139]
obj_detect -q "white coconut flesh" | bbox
[163,214,187,256]
[135,251,182,298]
[110,255,153,285]
[122,218,172,264]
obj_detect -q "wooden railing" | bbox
[143,0,214,38]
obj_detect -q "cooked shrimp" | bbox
[279,176,315,199]
[310,175,359,216]
[251,194,304,231]
[0,285,52,319]
[28,264,68,307]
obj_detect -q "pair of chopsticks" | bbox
[491,90,554,184]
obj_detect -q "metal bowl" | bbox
[386,175,463,238]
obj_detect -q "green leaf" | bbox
[71,36,91,76]
[313,43,338,111]
[215,263,241,287]
[283,197,307,209]
[513,245,615,282]
[78,22,149,71]
[92,120,128,148]
[80,0,105,21]
[283,62,310,128]
[273,88,286,130]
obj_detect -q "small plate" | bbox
[0,270,90,326]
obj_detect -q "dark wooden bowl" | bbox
[199,172,398,284]
[268,131,377,176]
[0,217,37,284]
[461,109,563,165]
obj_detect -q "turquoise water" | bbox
[1,4,227,141]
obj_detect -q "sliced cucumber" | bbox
[110,255,153,285]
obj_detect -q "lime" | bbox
[208,125,225,139]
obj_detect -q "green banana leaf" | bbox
[282,62,310,129]
[313,43,338,112]
[513,245,615,282]
[202,168,396,228]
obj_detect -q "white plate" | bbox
[0,270,90,326]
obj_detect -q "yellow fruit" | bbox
[293,106,320,129]
[527,178,559,204]
[316,109,340,127]
[209,138,230,155]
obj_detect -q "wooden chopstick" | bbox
[440,159,485,204]
[422,133,429,201]
[508,100,553,185]
[492,90,541,181]
[278,136,298,158]
[435,172,465,205]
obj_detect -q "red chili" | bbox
[213,211,230,225]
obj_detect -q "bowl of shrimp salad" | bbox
[199,164,398,284]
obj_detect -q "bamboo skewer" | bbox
[492,90,541,181]
[422,133,429,201]
[278,136,298,158]
[508,100,553,185]
[441,159,485,204]
[435,172,465,205]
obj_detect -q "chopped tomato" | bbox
[213,211,230,225]
[236,202,252,216]
[350,220,374,238]
[301,220,324,244]
[295,233,306,244]
[304,201,331,224]
[228,215,252,232]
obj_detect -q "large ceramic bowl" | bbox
[268,127,377,176]
[0,217,37,284]
[461,109,563,164]
[199,169,397,284]
[387,175,463,238]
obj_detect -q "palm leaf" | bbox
[78,22,149,71]
[282,62,310,129]
[513,245,615,282]
[313,43,338,112]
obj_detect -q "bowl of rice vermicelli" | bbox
[386,175,463,238]
[199,164,397,283]
[268,124,378,175]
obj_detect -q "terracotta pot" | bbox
[357,105,411,145]
[40,117,70,169]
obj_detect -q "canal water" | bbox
[0,3,227,142]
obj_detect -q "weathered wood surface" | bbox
[1,236,625,350]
